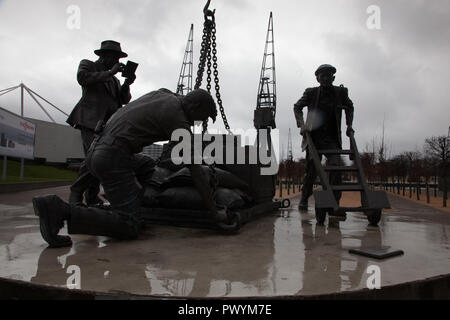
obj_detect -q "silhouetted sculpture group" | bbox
[33,40,356,248]
[33,41,229,248]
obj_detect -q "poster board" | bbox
[0,107,35,159]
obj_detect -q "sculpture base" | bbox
[1,186,450,299]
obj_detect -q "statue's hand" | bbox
[110,63,124,76]
[124,74,136,85]
[346,125,355,137]
[300,126,309,135]
[213,206,228,223]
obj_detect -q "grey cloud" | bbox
[0,0,448,160]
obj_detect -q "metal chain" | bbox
[211,23,231,132]
[195,20,212,90]
[194,14,231,133]
[206,45,212,94]
[203,40,213,133]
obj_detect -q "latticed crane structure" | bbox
[176,24,194,95]
[253,12,277,164]
[254,12,276,130]
[287,128,293,161]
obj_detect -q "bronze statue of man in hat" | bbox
[293,64,354,210]
[67,40,136,206]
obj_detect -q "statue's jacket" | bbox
[67,59,131,130]
[294,85,354,151]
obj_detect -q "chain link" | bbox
[211,25,230,132]
[194,20,212,90]
[206,47,212,93]
[194,15,231,134]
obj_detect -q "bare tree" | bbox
[403,151,421,199]
[360,151,376,187]
[422,156,437,204]
[424,136,449,207]
[391,154,408,195]
[277,160,286,197]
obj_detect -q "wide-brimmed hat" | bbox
[94,40,128,58]
[315,64,337,76]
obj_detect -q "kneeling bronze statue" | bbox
[34,88,232,248]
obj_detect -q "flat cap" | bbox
[315,64,337,76]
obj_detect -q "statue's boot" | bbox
[298,193,309,211]
[68,204,141,240]
[33,195,142,248]
[328,191,345,217]
[32,195,72,248]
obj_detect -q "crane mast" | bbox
[176,24,194,95]
[254,12,276,129]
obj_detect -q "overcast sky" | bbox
[0,0,449,159]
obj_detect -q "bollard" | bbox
[416,183,420,201]
[279,179,283,198]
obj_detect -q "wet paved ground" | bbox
[0,186,449,298]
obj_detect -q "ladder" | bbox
[304,130,391,226]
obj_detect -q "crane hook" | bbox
[203,0,216,21]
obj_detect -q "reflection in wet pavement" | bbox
[0,194,449,297]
